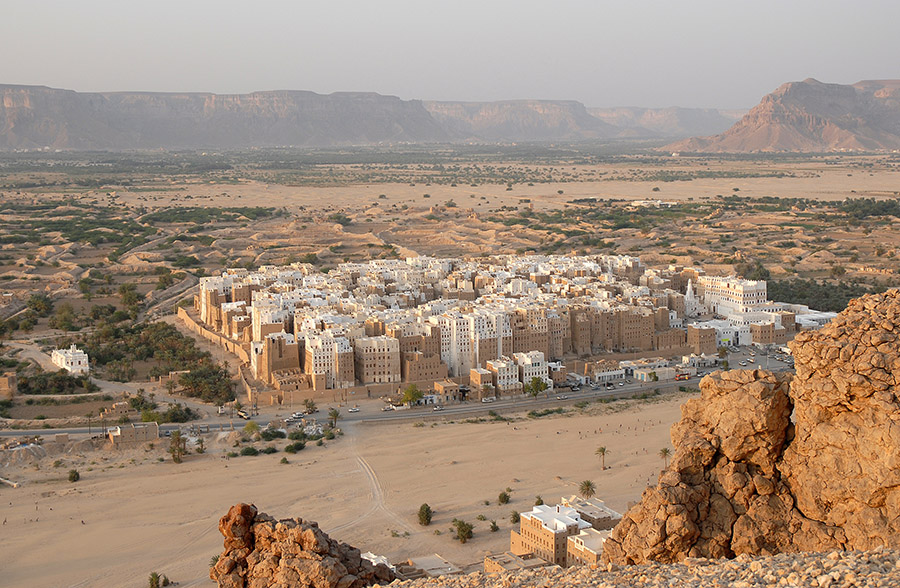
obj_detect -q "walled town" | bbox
[192,254,831,404]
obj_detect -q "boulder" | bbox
[211,504,395,588]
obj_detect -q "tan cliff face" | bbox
[603,289,900,565]
[667,78,900,152]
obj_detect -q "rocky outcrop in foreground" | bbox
[603,289,900,565]
[384,549,900,588]
[211,503,394,588]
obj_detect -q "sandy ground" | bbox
[0,394,688,587]
[95,163,900,213]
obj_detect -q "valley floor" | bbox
[1,394,685,587]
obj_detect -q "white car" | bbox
[432,405,444,411]
[348,407,360,413]
[381,405,395,412]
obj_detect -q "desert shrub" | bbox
[451,519,474,544]
[68,469,80,482]
[418,503,433,526]
[284,441,305,454]
[239,446,259,456]
[260,428,285,441]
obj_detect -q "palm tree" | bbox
[659,447,671,468]
[579,480,596,500]
[168,430,186,464]
[328,408,341,428]
[595,446,608,470]
[304,399,317,414]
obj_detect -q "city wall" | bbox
[177,306,251,364]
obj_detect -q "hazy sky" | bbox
[3,0,898,109]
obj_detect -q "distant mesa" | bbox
[424,100,619,142]
[667,78,900,152]
[0,83,746,150]
[588,106,743,138]
[0,85,450,150]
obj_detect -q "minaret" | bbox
[685,279,699,317]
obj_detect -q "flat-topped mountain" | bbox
[588,106,743,138]
[424,99,618,141]
[669,78,900,152]
[0,85,451,149]
[0,84,751,150]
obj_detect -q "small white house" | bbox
[51,344,90,375]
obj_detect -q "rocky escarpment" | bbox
[0,85,450,149]
[669,78,900,152]
[603,289,900,565]
[588,106,743,138]
[424,100,618,142]
[211,503,394,588]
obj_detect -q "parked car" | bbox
[237,410,250,420]
[481,397,496,403]
[618,382,625,387]
[432,405,444,411]
[348,407,360,413]
[381,405,395,412]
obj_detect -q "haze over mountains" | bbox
[0,84,741,150]
[2,79,899,152]
[669,78,900,152]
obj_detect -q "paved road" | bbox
[1,350,794,439]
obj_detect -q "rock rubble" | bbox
[380,549,900,588]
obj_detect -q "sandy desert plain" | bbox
[1,148,899,586]
[1,392,686,588]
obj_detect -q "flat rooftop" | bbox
[522,505,591,533]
